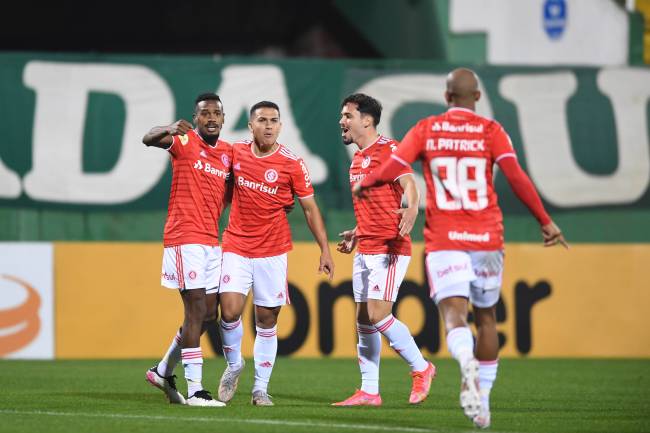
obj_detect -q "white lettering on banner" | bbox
[22,61,172,204]
[238,176,279,195]
[216,65,327,184]
[0,243,54,359]
[448,230,490,243]
[500,70,650,207]
[353,73,495,208]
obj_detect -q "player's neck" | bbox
[449,102,475,112]
[252,140,279,156]
[355,132,379,150]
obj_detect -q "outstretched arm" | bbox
[299,196,335,279]
[498,156,568,248]
[142,119,193,149]
[394,174,420,237]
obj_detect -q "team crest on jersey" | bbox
[221,153,230,167]
[361,156,371,168]
[179,134,189,145]
[264,168,279,183]
[188,271,197,280]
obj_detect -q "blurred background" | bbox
[0,0,649,360]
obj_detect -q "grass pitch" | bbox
[0,358,648,433]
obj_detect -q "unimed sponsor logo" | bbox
[0,275,41,356]
[448,230,490,243]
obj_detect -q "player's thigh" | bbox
[204,246,223,295]
[425,250,476,304]
[251,253,288,307]
[352,253,370,303]
[365,254,411,303]
[161,244,215,290]
[219,252,253,298]
[468,250,503,308]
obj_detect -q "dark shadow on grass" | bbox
[61,392,164,404]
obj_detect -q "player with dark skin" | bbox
[143,99,225,351]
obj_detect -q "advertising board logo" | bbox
[543,0,566,40]
[0,275,41,356]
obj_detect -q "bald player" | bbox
[354,68,567,428]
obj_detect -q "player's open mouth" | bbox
[206,125,219,132]
[341,127,349,136]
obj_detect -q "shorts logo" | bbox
[222,274,230,284]
[276,292,284,299]
[361,156,371,168]
[188,271,197,280]
[264,169,278,183]
[162,272,177,281]
[372,285,380,292]
[258,361,273,368]
[221,153,230,167]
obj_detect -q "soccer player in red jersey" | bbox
[142,93,232,407]
[332,94,435,407]
[355,69,568,427]
[216,101,334,406]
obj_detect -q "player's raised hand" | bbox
[319,250,335,281]
[168,119,193,136]
[393,206,417,237]
[352,181,369,199]
[541,221,569,249]
[337,229,358,254]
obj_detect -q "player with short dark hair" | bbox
[216,101,334,406]
[142,92,231,407]
[355,69,567,427]
[332,93,435,407]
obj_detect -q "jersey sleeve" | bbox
[490,123,517,163]
[390,142,414,182]
[395,120,426,164]
[168,134,188,158]
[291,158,315,199]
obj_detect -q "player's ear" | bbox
[474,90,481,102]
[444,91,453,105]
[248,121,253,133]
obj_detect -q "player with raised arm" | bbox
[355,69,567,427]
[332,94,435,407]
[217,101,334,406]
[142,93,231,407]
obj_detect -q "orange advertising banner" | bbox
[54,242,650,359]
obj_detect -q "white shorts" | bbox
[425,250,504,308]
[352,253,410,303]
[219,252,289,307]
[161,244,222,294]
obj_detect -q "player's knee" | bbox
[220,308,241,323]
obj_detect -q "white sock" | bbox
[220,318,243,367]
[253,325,277,393]
[357,323,381,395]
[446,326,475,368]
[375,315,428,372]
[181,347,203,397]
[158,329,182,377]
[479,359,498,411]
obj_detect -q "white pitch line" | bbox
[0,409,441,433]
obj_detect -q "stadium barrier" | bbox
[2,242,648,359]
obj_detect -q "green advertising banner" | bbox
[0,53,649,241]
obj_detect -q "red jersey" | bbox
[350,135,412,256]
[396,108,516,252]
[163,129,232,247]
[222,141,314,258]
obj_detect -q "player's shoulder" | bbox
[376,135,397,147]
[462,110,504,135]
[231,139,253,151]
[278,144,301,162]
